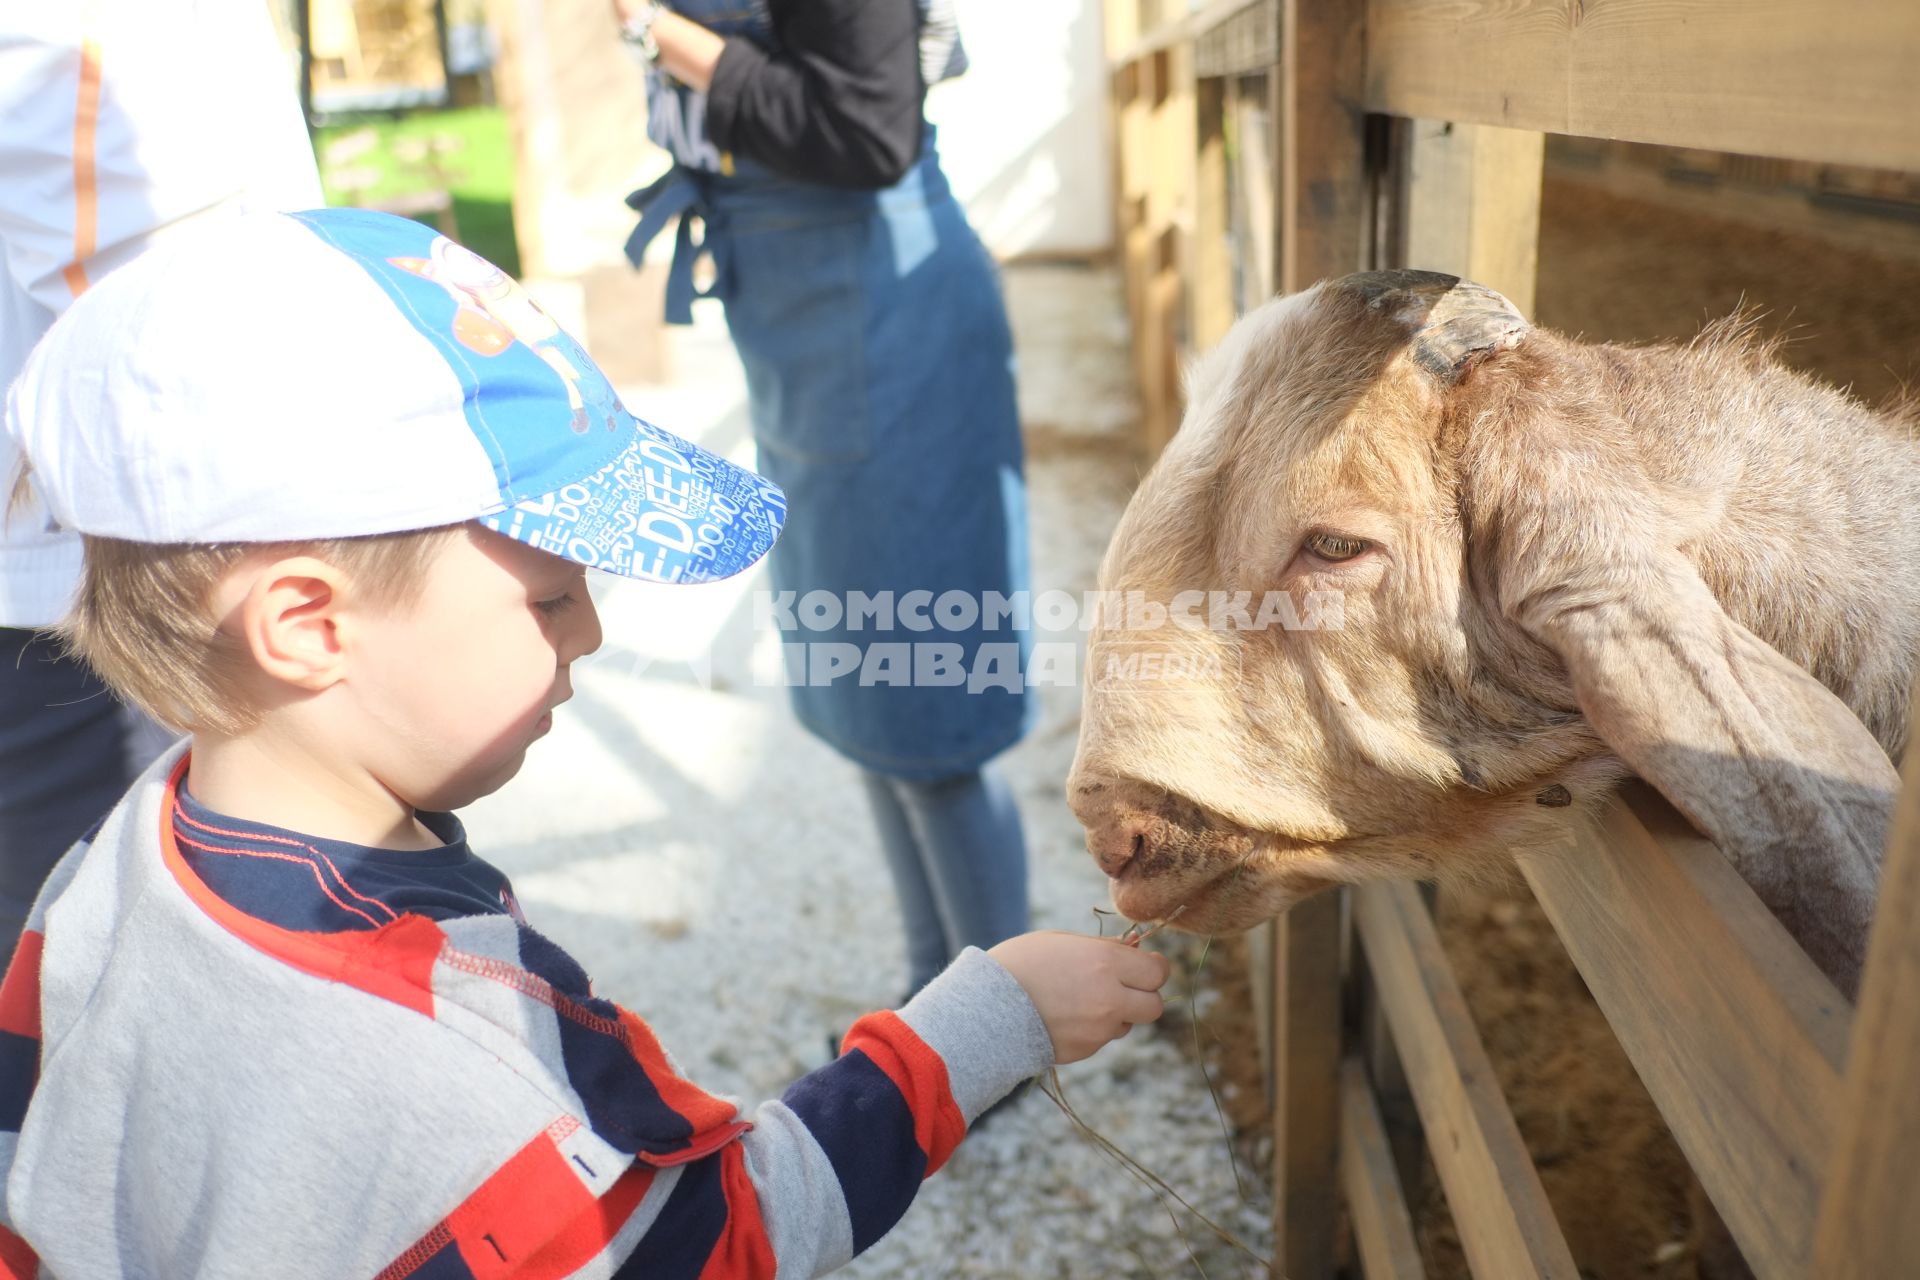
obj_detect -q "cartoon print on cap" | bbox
[389,238,621,435]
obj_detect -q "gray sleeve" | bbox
[897,946,1054,1120]
[717,947,1053,1277]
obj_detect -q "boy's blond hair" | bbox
[66,529,456,735]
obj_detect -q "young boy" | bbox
[0,207,1170,1278]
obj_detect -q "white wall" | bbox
[924,0,1112,258]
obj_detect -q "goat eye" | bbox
[1303,531,1371,562]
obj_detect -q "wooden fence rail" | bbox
[1099,1,1920,1274]
[1523,788,1850,1277]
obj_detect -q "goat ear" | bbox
[1512,548,1894,993]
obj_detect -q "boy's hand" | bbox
[988,931,1172,1065]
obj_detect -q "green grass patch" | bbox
[315,106,520,276]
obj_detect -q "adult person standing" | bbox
[618,0,1035,999]
[0,0,323,957]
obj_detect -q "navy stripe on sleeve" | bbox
[515,927,697,1158]
[0,1030,36,1132]
[613,1161,728,1279]
[396,1239,478,1280]
[781,1048,927,1253]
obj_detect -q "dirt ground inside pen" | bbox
[1198,164,1920,1280]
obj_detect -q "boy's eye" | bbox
[534,592,578,618]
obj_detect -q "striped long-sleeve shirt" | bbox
[0,744,1053,1277]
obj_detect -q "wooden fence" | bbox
[1098,2,1920,1275]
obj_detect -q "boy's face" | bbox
[347,524,602,812]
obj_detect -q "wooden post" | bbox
[1114,54,1151,443]
[1399,120,1544,315]
[1275,0,1368,293]
[1191,76,1236,352]
[487,0,675,381]
[294,0,315,125]
[1811,688,1920,1278]
[1231,74,1277,303]
[1140,43,1195,453]
[1268,4,1367,1273]
[1271,890,1345,1280]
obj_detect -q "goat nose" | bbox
[1085,816,1150,878]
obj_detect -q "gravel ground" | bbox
[465,267,1274,1278]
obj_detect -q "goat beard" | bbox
[1109,758,1629,935]
[1107,825,1342,934]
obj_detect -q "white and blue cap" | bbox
[6,207,784,584]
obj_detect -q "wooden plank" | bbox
[1354,880,1581,1279]
[1143,225,1184,452]
[1271,890,1344,1280]
[1103,0,1140,62]
[1144,43,1191,301]
[1276,0,1369,292]
[1109,0,1264,70]
[1109,22,1198,455]
[1519,785,1851,1278]
[1191,77,1237,351]
[1248,920,1277,1104]
[1231,78,1276,305]
[1141,41,1197,453]
[1811,688,1920,1279]
[1400,121,1543,319]
[1113,55,1154,453]
[1365,0,1920,173]
[1340,1058,1427,1280]
[1356,886,1430,1213]
[1196,0,1277,78]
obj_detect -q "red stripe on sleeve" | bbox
[617,1008,742,1139]
[695,1143,777,1280]
[0,1223,37,1278]
[509,1162,656,1280]
[840,1010,967,1176]
[0,932,44,1040]
[376,1119,628,1280]
[444,1125,603,1278]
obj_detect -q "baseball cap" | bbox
[5,207,783,584]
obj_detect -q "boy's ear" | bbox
[237,556,350,693]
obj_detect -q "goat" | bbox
[1068,270,1918,996]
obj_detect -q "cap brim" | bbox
[479,413,785,584]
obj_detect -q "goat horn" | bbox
[1334,270,1530,383]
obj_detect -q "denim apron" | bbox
[626,2,1034,780]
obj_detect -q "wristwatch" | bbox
[620,0,666,62]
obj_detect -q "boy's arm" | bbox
[365,925,1155,1277]
[618,947,1053,1277]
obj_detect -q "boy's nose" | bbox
[562,594,604,665]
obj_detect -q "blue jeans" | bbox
[0,629,151,957]
[860,765,1030,995]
